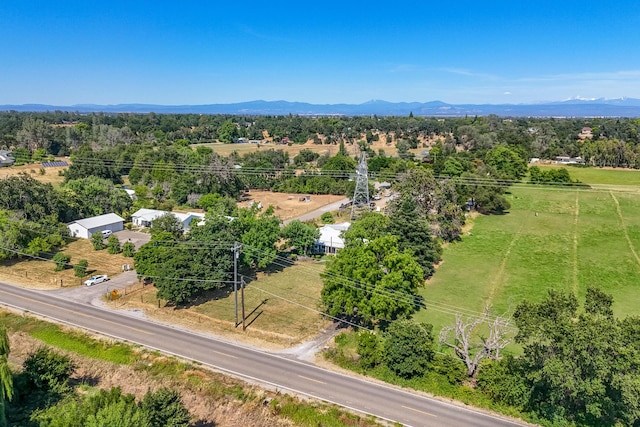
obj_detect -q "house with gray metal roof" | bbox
[68,213,125,239]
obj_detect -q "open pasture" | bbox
[534,163,640,186]
[416,177,640,333]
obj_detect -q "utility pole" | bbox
[233,242,240,327]
[350,151,370,221]
[241,277,246,330]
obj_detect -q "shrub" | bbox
[384,320,434,379]
[356,331,383,369]
[22,347,75,393]
[91,232,105,250]
[476,357,529,408]
[320,212,334,224]
[429,354,467,385]
[52,253,71,271]
[107,234,121,254]
[74,259,88,278]
[122,241,136,257]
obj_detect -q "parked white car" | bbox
[84,275,109,286]
[101,230,113,238]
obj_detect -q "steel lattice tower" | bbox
[350,152,370,221]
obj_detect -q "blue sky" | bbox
[2,1,640,105]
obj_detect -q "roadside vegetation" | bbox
[1,310,385,427]
[2,111,640,426]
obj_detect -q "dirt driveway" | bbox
[114,230,150,249]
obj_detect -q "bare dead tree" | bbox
[439,305,514,378]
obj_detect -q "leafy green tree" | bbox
[281,220,319,255]
[91,232,105,250]
[150,214,184,240]
[321,154,356,172]
[65,147,123,184]
[512,288,640,426]
[63,176,132,218]
[122,241,136,257]
[140,388,191,427]
[485,145,527,181]
[218,120,239,143]
[234,206,281,269]
[0,175,65,222]
[442,157,465,177]
[0,327,13,427]
[136,216,236,305]
[321,235,423,326]
[384,320,434,379]
[52,253,71,271]
[74,259,88,278]
[197,193,237,216]
[342,212,389,246]
[16,117,53,152]
[107,234,121,254]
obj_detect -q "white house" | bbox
[131,208,205,231]
[314,222,351,254]
[68,213,125,239]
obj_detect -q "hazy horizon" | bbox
[2,1,639,105]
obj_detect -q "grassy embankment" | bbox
[415,166,640,335]
[2,309,384,427]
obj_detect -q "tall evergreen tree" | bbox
[387,195,441,279]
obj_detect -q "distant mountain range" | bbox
[3,98,640,117]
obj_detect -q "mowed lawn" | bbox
[415,180,640,332]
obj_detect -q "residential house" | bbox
[314,222,351,254]
[131,208,205,231]
[68,213,125,239]
[555,156,584,165]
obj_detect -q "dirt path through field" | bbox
[610,191,640,267]
[571,191,580,295]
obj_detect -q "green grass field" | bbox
[415,168,640,333]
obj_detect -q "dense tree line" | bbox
[2,111,640,169]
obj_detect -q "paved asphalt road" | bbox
[0,282,526,427]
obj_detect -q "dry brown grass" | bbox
[0,238,132,290]
[0,162,67,186]
[116,260,331,349]
[194,133,431,159]
[240,190,345,220]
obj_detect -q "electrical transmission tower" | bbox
[350,152,370,221]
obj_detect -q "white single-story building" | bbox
[131,208,205,231]
[314,222,351,254]
[68,213,125,239]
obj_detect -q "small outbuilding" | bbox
[68,213,125,239]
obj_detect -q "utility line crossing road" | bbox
[0,282,525,427]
